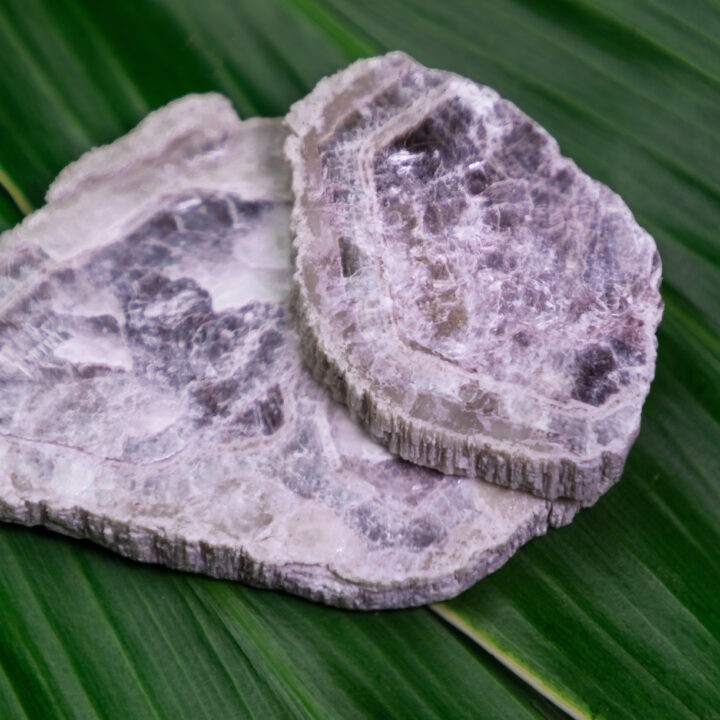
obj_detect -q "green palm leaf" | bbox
[1,1,718,718]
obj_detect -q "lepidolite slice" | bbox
[0,94,577,609]
[286,52,663,503]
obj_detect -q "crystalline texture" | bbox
[0,94,578,609]
[285,52,663,503]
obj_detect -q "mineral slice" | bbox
[0,94,578,609]
[285,51,663,503]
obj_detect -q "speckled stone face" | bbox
[0,94,577,609]
[0,194,291,460]
[286,52,663,502]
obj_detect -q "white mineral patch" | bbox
[285,51,663,502]
[0,93,577,609]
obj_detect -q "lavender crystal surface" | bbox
[286,52,663,502]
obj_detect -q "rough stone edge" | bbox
[284,51,663,504]
[46,94,238,204]
[0,492,576,610]
[285,52,416,137]
[2,97,287,263]
[290,282,625,506]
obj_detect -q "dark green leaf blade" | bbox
[0,526,559,720]
[0,185,24,233]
